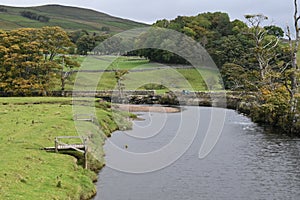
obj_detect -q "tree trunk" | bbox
[61,76,65,97]
[287,0,300,132]
[291,0,299,108]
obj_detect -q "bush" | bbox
[140,83,167,90]
[246,86,300,135]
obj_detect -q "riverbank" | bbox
[0,97,134,200]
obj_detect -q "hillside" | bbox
[0,4,147,32]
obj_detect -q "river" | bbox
[94,106,300,200]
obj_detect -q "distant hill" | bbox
[0,4,147,32]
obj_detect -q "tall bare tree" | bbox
[244,14,279,82]
[285,0,300,120]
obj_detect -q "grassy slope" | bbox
[0,97,131,199]
[0,4,147,32]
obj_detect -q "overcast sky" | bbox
[0,0,295,30]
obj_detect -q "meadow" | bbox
[0,97,133,199]
[63,56,222,93]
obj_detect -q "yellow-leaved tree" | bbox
[0,26,76,96]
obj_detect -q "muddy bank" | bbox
[113,104,181,113]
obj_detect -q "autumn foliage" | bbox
[0,27,74,95]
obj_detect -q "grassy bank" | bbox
[0,97,133,199]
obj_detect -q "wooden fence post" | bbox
[84,138,88,169]
[91,114,94,123]
[55,137,58,153]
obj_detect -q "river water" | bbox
[94,106,300,200]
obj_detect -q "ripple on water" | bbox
[95,107,300,200]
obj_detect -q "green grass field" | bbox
[0,97,133,199]
[65,56,221,92]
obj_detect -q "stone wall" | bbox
[0,90,246,109]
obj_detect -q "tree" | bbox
[212,34,252,68]
[284,0,300,131]
[0,7,7,12]
[68,30,85,44]
[76,33,109,55]
[76,35,96,55]
[244,14,279,82]
[40,26,73,61]
[144,12,245,65]
[20,11,50,22]
[264,25,284,38]
[0,27,76,96]
[57,55,80,96]
[114,69,128,103]
[231,19,248,34]
[236,9,300,134]
[101,26,110,32]
[0,28,53,95]
[221,63,259,90]
[153,19,170,28]
[39,27,78,95]
[209,12,233,36]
